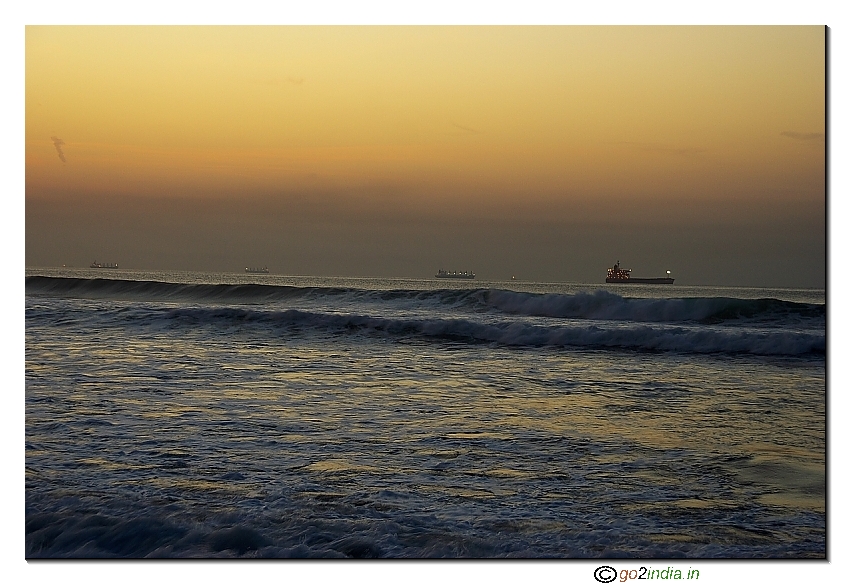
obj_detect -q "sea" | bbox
[24,268,826,559]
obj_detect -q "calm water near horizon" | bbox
[25,268,825,558]
[24,266,827,302]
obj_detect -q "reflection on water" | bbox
[25,271,825,557]
[27,321,824,557]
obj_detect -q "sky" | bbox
[24,25,825,287]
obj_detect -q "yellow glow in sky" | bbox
[26,26,824,198]
[25,26,825,285]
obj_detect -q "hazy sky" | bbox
[25,25,825,287]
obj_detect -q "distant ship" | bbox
[436,269,475,280]
[90,261,118,269]
[606,261,674,284]
[245,267,270,274]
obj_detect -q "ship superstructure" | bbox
[606,261,673,284]
[435,269,475,280]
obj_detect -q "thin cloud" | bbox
[443,122,481,137]
[450,122,480,134]
[259,75,306,86]
[780,131,825,142]
[614,141,705,156]
[50,136,66,163]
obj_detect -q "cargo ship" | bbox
[606,261,673,284]
[436,269,475,280]
[245,267,269,274]
[90,261,118,269]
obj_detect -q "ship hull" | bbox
[606,277,674,284]
[435,274,475,279]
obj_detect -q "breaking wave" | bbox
[26,276,824,327]
[86,305,824,356]
[482,289,825,324]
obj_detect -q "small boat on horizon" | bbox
[90,261,118,269]
[606,261,673,284]
[435,269,475,280]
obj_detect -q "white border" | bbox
[6,3,843,583]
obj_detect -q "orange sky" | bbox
[25,26,825,286]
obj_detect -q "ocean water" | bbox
[25,268,826,558]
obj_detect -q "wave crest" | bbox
[26,277,824,326]
[121,306,825,356]
[482,289,824,324]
